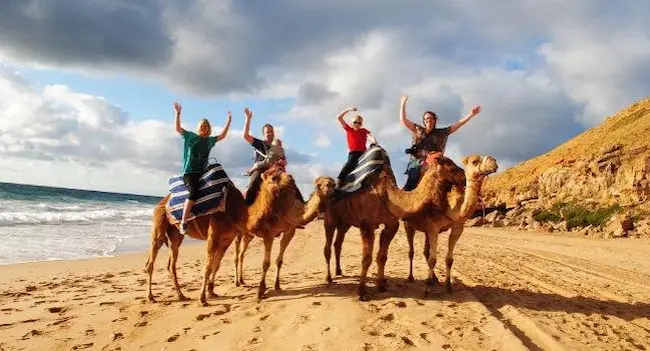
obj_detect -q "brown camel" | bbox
[403,155,498,294]
[323,149,462,301]
[144,168,334,305]
[235,172,334,299]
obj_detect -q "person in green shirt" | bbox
[174,101,232,235]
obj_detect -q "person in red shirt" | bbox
[336,107,377,189]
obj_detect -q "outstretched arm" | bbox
[174,102,184,135]
[242,108,254,144]
[400,95,416,133]
[449,105,481,134]
[217,111,233,141]
[337,107,357,128]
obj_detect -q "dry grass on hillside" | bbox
[485,97,650,192]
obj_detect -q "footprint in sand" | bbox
[21,329,42,340]
[85,329,95,336]
[47,307,65,313]
[134,321,148,327]
[71,343,94,350]
[112,332,124,341]
[401,336,415,346]
[379,314,394,322]
[167,334,180,342]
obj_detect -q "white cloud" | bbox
[0,65,316,195]
[314,132,331,148]
[1,1,650,190]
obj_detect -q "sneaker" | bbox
[179,222,188,236]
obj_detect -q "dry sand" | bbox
[1,223,650,350]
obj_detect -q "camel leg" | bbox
[334,224,350,276]
[424,227,440,298]
[423,233,430,261]
[258,235,274,300]
[237,234,253,286]
[376,221,399,292]
[167,232,189,301]
[233,233,242,286]
[445,224,464,293]
[323,218,336,284]
[199,234,218,306]
[358,225,375,302]
[145,216,168,303]
[405,222,416,282]
[274,229,296,291]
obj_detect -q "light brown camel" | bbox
[323,149,463,301]
[403,155,498,294]
[144,169,334,305]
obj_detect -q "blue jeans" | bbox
[403,158,423,191]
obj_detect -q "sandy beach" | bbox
[1,222,650,350]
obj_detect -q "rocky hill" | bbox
[474,97,650,238]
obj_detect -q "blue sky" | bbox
[1,1,649,196]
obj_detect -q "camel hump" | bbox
[165,164,231,224]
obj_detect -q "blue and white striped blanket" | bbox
[338,145,388,194]
[166,164,231,224]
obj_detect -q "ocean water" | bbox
[0,182,167,265]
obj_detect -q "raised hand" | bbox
[244,107,253,119]
[471,105,482,116]
[174,102,182,113]
[400,94,409,104]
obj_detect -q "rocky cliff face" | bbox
[476,98,650,238]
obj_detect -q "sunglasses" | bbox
[353,121,362,125]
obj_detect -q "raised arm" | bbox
[368,132,377,146]
[449,105,481,134]
[174,102,184,135]
[337,107,357,128]
[400,95,416,133]
[217,111,233,141]
[242,108,254,144]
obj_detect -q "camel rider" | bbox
[399,94,482,191]
[242,107,278,205]
[174,102,232,235]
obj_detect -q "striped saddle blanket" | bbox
[166,164,231,224]
[338,145,388,194]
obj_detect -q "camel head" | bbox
[260,168,295,196]
[313,176,336,198]
[461,155,498,181]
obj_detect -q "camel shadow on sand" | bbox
[257,275,650,324]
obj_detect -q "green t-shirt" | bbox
[181,130,219,174]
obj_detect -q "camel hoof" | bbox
[257,282,267,300]
[274,282,282,291]
[335,268,343,276]
[425,278,438,287]
[407,275,415,283]
[235,281,240,287]
[358,286,369,302]
[147,294,157,303]
[208,292,219,299]
[377,280,388,293]
[446,281,453,293]
[326,275,333,284]
[178,294,190,302]
[199,300,209,307]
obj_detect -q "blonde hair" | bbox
[197,118,212,135]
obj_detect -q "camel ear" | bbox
[261,172,267,181]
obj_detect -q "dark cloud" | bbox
[0,0,173,70]
[297,82,338,106]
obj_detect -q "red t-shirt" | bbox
[344,124,369,152]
